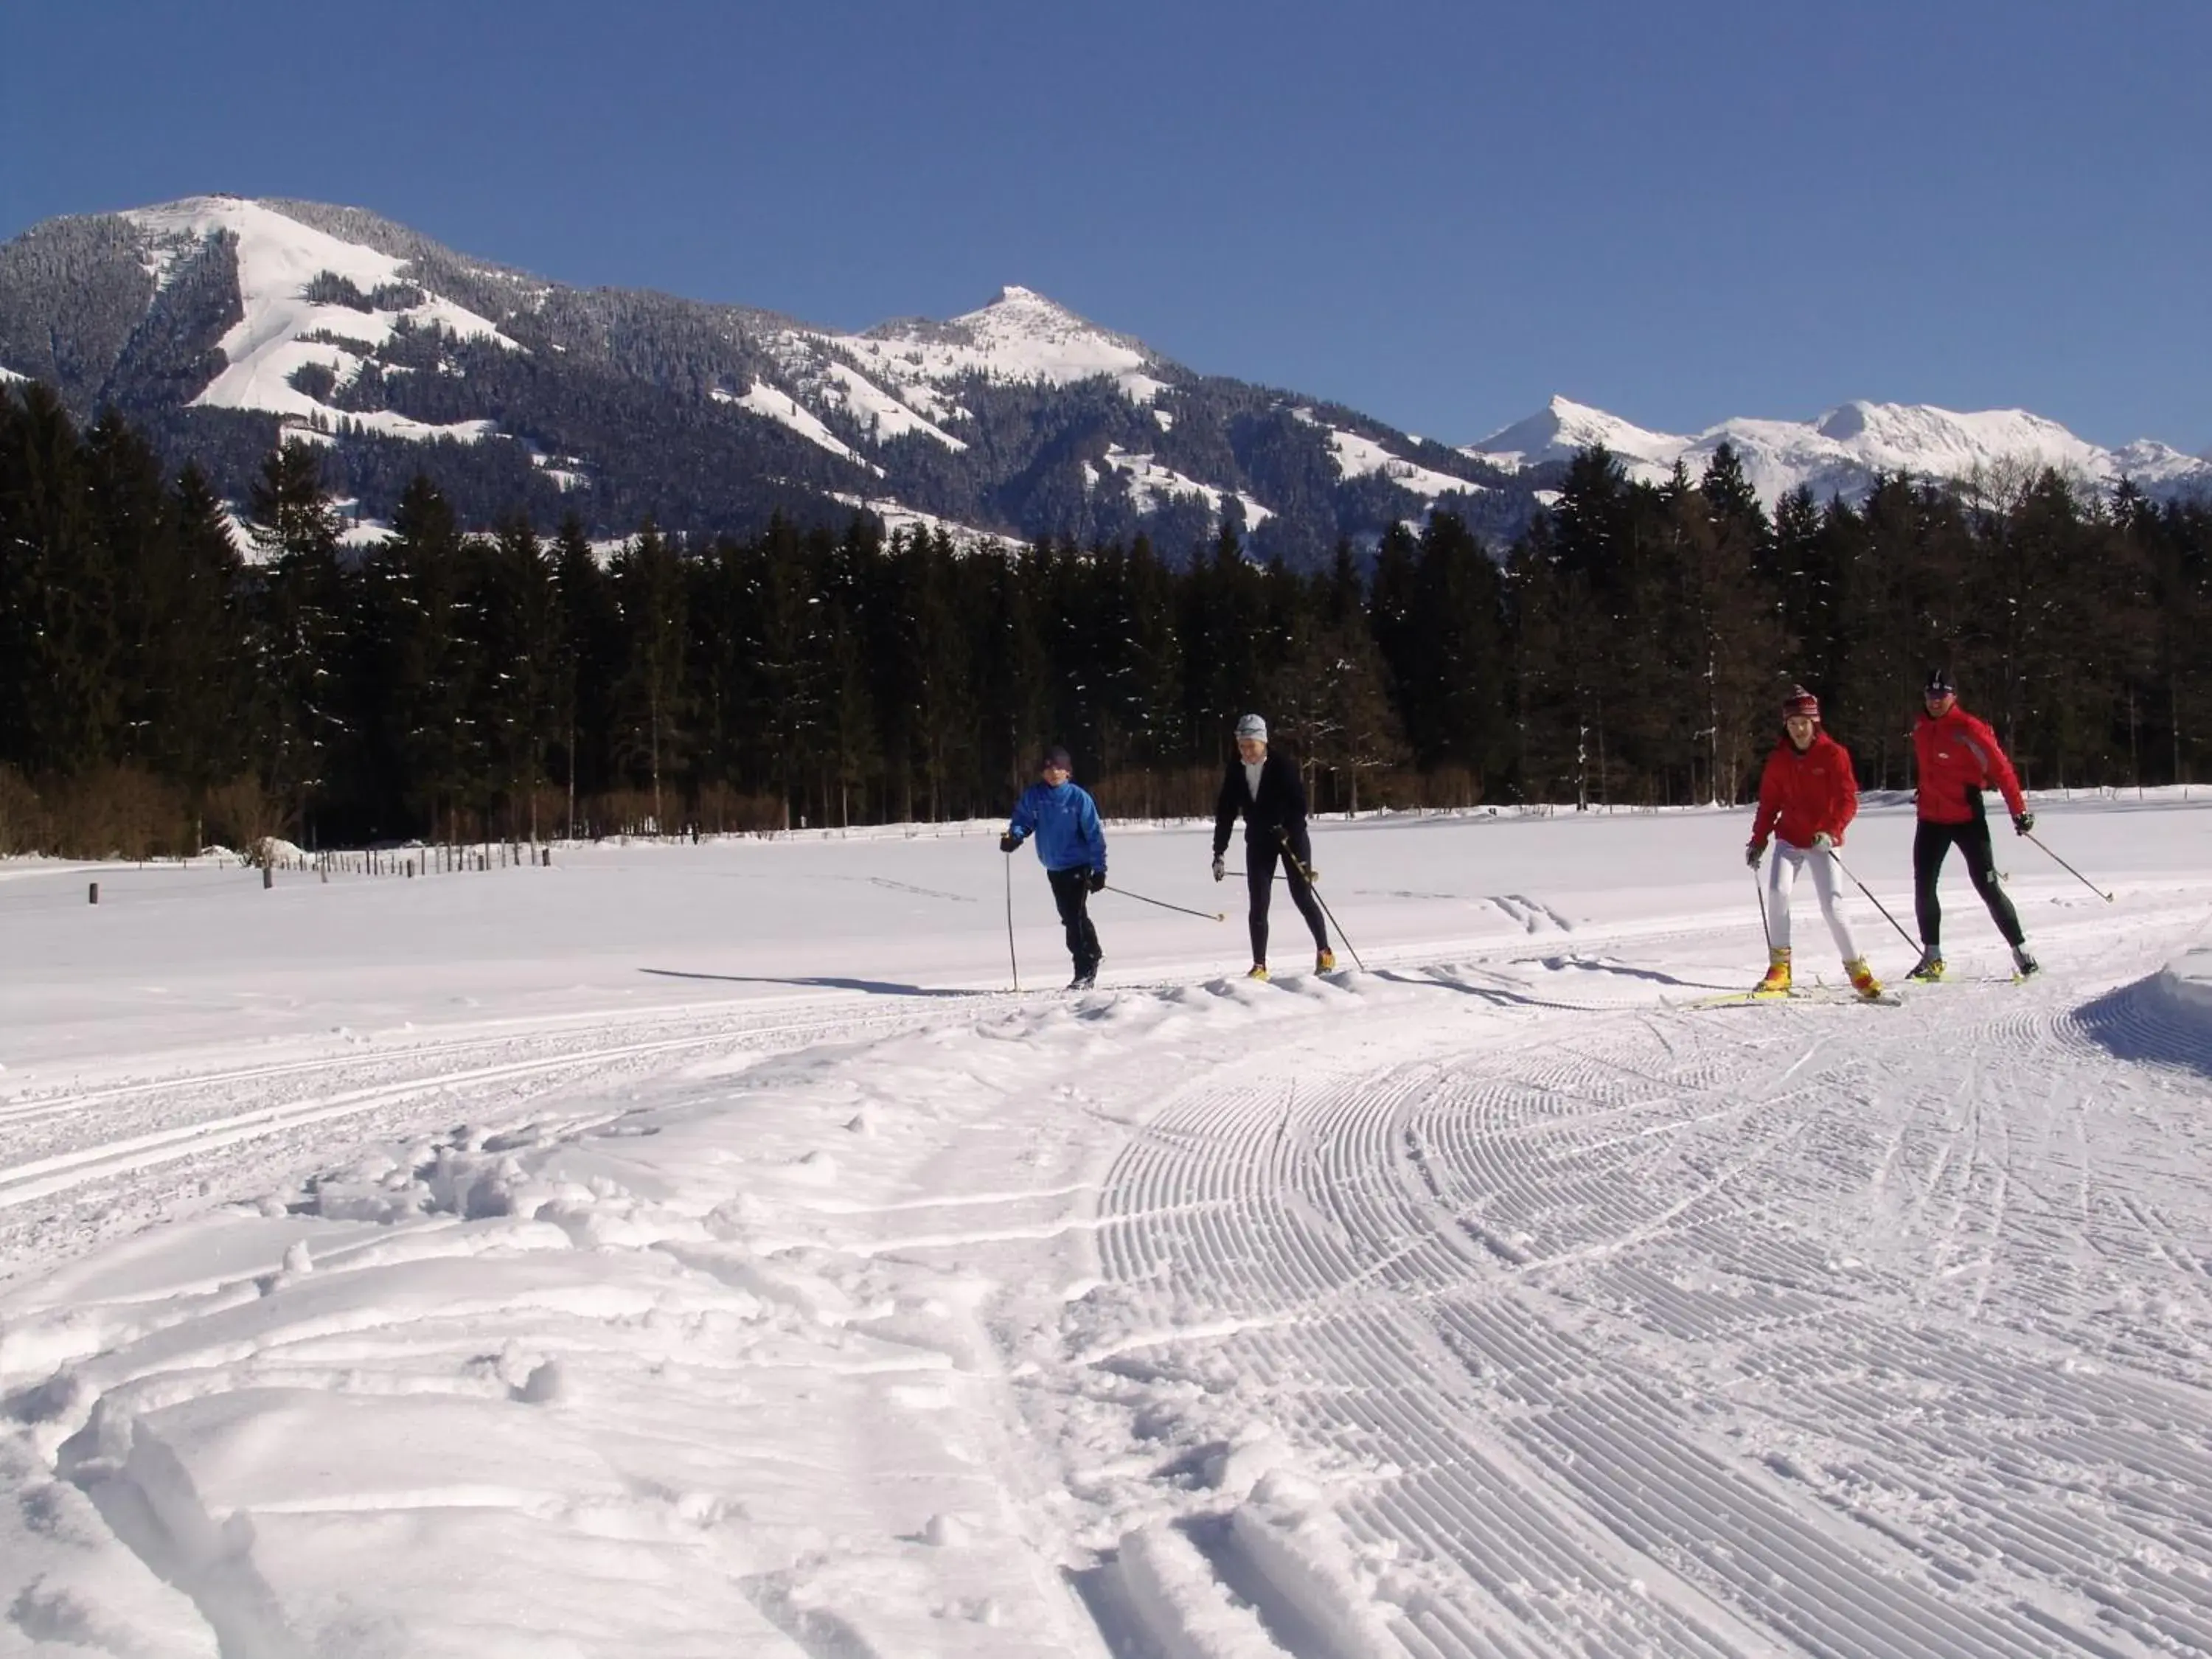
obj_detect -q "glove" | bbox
[1812,832,1835,850]
[1211,855,1226,882]
[999,832,1020,854]
[1745,841,1766,869]
[1087,868,1106,893]
[2012,811,2034,835]
[1305,866,1321,884]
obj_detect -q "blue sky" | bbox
[4,0,2206,453]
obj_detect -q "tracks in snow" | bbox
[1081,975,2212,1658]
[0,995,973,1281]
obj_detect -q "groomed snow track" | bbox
[1082,969,2212,1659]
[0,995,978,1280]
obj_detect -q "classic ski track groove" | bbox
[1087,975,2212,1658]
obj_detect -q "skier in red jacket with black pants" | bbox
[1746,686,1881,998]
[1908,669,2037,981]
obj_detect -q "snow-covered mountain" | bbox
[1468,394,2212,506]
[4,195,2199,554]
[0,196,1514,563]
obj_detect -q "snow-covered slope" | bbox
[1469,393,2212,505]
[1093,445,1275,529]
[18,197,1492,557]
[747,285,1178,471]
[122,197,513,445]
[1295,406,1489,500]
[714,380,880,474]
[1465,396,1689,475]
[838,285,1171,406]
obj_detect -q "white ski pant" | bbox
[1764,841,1861,961]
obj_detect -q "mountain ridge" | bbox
[0,194,1530,562]
[1467,392,2211,507]
[0,196,2202,560]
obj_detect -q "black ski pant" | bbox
[1245,834,1328,966]
[1913,815,2024,952]
[1046,866,1102,972]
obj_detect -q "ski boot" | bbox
[1067,954,1099,991]
[2011,945,2039,978]
[1906,950,1945,983]
[1844,958,1882,1001]
[1246,964,1270,981]
[1754,947,1792,995]
[1316,947,1338,973]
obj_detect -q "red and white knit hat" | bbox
[1781,686,1820,721]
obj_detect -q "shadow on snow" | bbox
[639,967,986,999]
[2073,975,2212,1081]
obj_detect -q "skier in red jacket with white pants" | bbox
[1745,686,1882,999]
[1908,669,2037,981]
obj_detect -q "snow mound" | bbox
[2155,945,2212,1020]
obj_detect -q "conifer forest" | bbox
[2,381,2207,856]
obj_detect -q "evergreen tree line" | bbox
[2,383,2207,856]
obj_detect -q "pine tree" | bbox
[1310,540,1405,812]
[246,439,352,841]
[1413,512,1510,793]
[158,463,251,814]
[473,514,561,838]
[1677,445,1782,802]
[85,408,173,769]
[979,544,1050,804]
[0,384,117,776]
[610,519,689,831]
[550,512,616,831]
[817,518,880,826]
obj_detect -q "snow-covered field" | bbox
[3,797,2210,1658]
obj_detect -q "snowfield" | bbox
[2,797,2210,1658]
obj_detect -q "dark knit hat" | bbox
[1781,686,1820,721]
[1039,745,1073,773]
[1924,667,1955,696]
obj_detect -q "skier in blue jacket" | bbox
[1001,745,1108,989]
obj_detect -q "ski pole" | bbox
[1004,852,1020,991]
[2025,830,2115,902]
[1278,830,1364,971]
[1826,846,1920,951]
[1753,862,1773,952]
[1103,884,1225,922]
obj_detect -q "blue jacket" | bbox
[1008,780,1107,874]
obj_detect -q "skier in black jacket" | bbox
[1212,714,1334,979]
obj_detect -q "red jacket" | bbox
[1751,730,1858,849]
[1913,706,2025,823]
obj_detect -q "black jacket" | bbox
[1214,751,1312,858]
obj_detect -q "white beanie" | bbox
[1235,714,1267,742]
